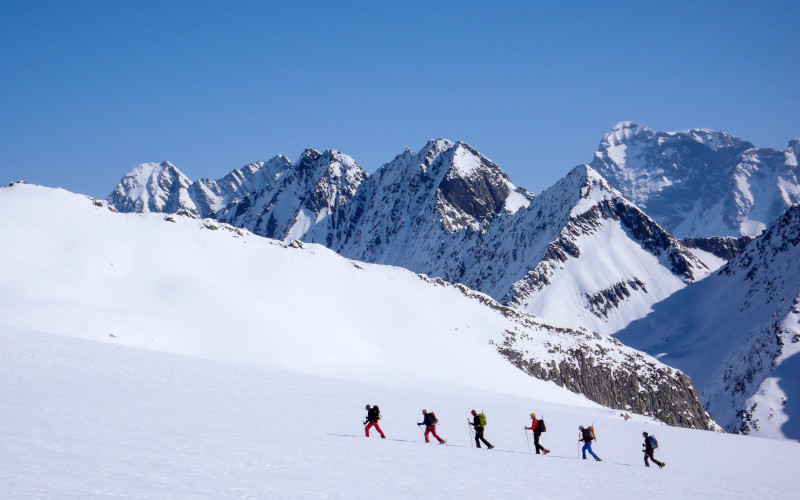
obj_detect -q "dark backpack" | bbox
[537,418,547,433]
[429,412,438,425]
[648,435,658,449]
[370,406,381,421]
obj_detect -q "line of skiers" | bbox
[363,404,666,468]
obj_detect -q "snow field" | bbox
[2,326,798,499]
[2,184,799,498]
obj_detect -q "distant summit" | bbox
[591,122,800,237]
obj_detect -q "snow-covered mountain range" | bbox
[615,205,800,439]
[107,138,733,335]
[101,126,800,438]
[1,182,714,429]
[590,122,800,238]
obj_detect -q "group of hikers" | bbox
[363,405,666,468]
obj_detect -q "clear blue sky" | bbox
[2,0,798,198]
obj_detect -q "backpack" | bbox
[537,418,547,433]
[648,435,658,449]
[477,413,487,427]
[429,412,438,425]
[371,406,381,421]
[582,426,595,441]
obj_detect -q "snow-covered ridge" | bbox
[616,204,800,439]
[106,144,724,337]
[1,182,714,429]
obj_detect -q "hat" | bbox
[530,412,536,418]
[579,425,584,430]
[471,409,477,415]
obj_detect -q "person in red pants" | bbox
[364,404,385,438]
[417,409,446,444]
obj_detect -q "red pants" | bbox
[425,425,443,443]
[365,421,385,438]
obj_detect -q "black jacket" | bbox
[420,413,437,426]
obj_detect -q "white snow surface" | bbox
[1,184,798,498]
[2,325,797,499]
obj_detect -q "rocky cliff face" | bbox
[590,122,800,238]
[328,139,528,266]
[681,235,754,261]
[432,278,716,430]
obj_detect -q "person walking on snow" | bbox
[525,413,549,455]
[417,409,446,444]
[468,410,494,449]
[363,404,385,438]
[642,432,665,468]
[579,425,601,461]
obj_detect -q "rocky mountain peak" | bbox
[590,123,799,238]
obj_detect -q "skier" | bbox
[468,410,494,449]
[579,425,601,461]
[642,432,665,468]
[363,404,385,438]
[417,409,446,444]
[525,412,549,455]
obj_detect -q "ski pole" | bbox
[467,419,472,447]
[524,428,531,455]
[469,420,476,448]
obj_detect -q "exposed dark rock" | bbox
[682,235,754,261]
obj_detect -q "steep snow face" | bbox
[0,183,714,429]
[107,161,196,214]
[616,205,800,439]
[448,165,715,335]
[218,149,367,242]
[329,139,526,266]
[107,156,294,219]
[591,122,800,238]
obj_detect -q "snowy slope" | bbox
[442,165,717,335]
[591,122,800,237]
[2,186,799,498]
[2,325,799,499]
[616,205,800,439]
[0,183,711,428]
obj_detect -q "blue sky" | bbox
[2,0,798,198]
